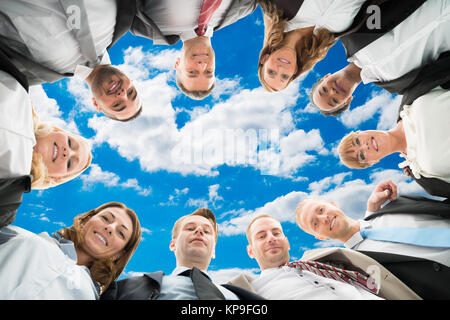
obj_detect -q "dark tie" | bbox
[195,0,223,37]
[286,260,379,295]
[180,267,226,300]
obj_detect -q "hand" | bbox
[367,180,398,212]
[402,167,412,178]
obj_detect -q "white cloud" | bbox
[187,184,224,209]
[339,90,402,129]
[81,164,152,196]
[29,85,80,134]
[219,168,430,236]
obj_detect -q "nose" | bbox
[104,225,113,235]
[194,226,205,235]
[318,214,330,225]
[62,145,75,159]
[197,60,207,71]
[115,87,127,98]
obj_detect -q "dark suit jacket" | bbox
[0,176,32,229]
[101,271,265,300]
[336,0,427,58]
[361,195,450,299]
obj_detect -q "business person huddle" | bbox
[0,0,449,301]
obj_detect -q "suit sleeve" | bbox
[0,175,32,228]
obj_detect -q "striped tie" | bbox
[195,0,223,37]
[286,260,379,295]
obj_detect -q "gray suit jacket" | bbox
[111,0,257,47]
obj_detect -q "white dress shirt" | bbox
[157,266,239,300]
[0,70,35,179]
[0,0,116,75]
[285,0,367,33]
[349,0,450,84]
[251,265,382,300]
[398,86,450,183]
[144,0,234,42]
[0,225,98,300]
[345,211,450,268]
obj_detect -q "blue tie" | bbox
[360,227,450,248]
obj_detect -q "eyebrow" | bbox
[109,211,129,231]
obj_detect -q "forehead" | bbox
[96,206,133,228]
[182,215,213,228]
[250,217,282,236]
[312,84,334,111]
[299,201,324,225]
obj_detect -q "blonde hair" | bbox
[54,202,142,294]
[337,131,372,169]
[31,110,92,189]
[172,208,218,243]
[294,200,308,230]
[257,0,336,92]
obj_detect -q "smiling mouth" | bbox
[52,143,58,162]
[278,58,290,64]
[94,232,107,246]
[107,80,122,95]
[330,217,336,231]
[371,137,378,151]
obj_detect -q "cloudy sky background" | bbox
[16,8,433,283]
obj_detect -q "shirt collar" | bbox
[344,220,371,249]
[171,266,210,279]
[74,52,111,81]
[179,26,214,42]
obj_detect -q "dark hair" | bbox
[309,78,351,117]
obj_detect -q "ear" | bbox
[174,57,181,70]
[169,239,176,252]
[344,95,353,105]
[246,244,254,259]
[330,201,339,209]
[92,97,101,112]
[211,245,216,260]
[260,54,269,65]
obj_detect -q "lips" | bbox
[265,246,280,253]
[94,231,108,246]
[371,137,378,151]
[330,216,336,231]
[277,58,290,64]
[107,80,121,95]
[52,143,58,162]
[190,237,205,245]
[335,81,346,94]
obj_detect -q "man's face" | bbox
[90,66,141,120]
[170,215,216,267]
[296,200,350,241]
[175,40,215,92]
[312,73,356,112]
[247,217,290,270]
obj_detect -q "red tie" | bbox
[195,0,223,37]
[286,260,380,295]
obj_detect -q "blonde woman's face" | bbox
[34,130,90,178]
[262,48,298,91]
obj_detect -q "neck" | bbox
[344,62,362,84]
[75,247,93,268]
[387,121,407,154]
[338,219,360,243]
[284,26,314,49]
[178,260,209,271]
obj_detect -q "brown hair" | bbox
[175,71,216,100]
[31,110,93,189]
[257,0,336,92]
[246,214,278,245]
[337,131,372,169]
[172,208,218,242]
[54,202,142,294]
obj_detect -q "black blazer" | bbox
[336,0,427,58]
[361,195,450,300]
[0,175,32,228]
[101,271,265,300]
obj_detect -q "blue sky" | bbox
[16,8,433,283]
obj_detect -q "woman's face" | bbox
[34,130,90,179]
[352,131,391,164]
[262,47,298,91]
[80,206,134,260]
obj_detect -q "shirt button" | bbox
[314,281,319,285]
[433,263,441,272]
[331,286,335,290]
